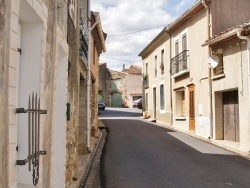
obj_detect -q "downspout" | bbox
[165,29,173,125]
[237,28,250,102]
[202,0,213,139]
[87,0,91,152]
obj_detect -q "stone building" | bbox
[99,63,142,108]
[0,0,106,187]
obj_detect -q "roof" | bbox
[203,20,250,46]
[122,65,142,75]
[167,0,207,33]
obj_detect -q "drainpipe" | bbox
[202,0,213,139]
[237,28,250,102]
[165,29,173,125]
[87,0,91,152]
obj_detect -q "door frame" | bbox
[188,84,195,131]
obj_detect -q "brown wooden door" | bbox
[188,85,195,131]
[223,90,239,142]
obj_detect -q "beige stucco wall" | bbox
[211,36,250,152]
[142,37,171,125]
[171,10,210,137]
[126,74,142,108]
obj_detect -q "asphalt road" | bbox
[98,108,250,188]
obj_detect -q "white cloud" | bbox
[91,0,196,70]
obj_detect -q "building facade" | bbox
[0,0,106,187]
[139,0,250,157]
[99,64,142,108]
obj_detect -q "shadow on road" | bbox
[98,107,143,118]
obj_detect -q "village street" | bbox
[98,108,250,188]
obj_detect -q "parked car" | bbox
[98,100,105,110]
[133,98,142,109]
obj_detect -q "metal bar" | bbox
[35,93,37,161]
[28,96,31,171]
[38,97,40,155]
[32,92,34,164]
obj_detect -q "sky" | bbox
[91,0,197,71]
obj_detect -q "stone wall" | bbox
[105,69,127,107]
[66,2,80,185]
[0,0,10,187]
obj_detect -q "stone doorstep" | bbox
[69,135,100,188]
[145,118,250,160]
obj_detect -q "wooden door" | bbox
[188,85,195,131]
[223,90,239,142]
[153,88,156,119]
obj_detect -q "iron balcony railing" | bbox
[170,50,189,75]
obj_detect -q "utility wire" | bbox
[102,56,141,62]
[108,24,167,37]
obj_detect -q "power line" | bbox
[108,24,167,37]
[102,56,141,62]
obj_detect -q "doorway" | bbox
[223,90,239,142]
[188,85,195,131]
[153,87,156,119]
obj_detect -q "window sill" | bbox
[175,116,186,121]
[160,109,166,114]
[171,69,189,78]
[212,74,225,80]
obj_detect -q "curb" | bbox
[80,120,107,188]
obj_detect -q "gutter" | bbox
[202,0,213,139]
[165,28,173,126]
[87,0,91,152]
[237,28,250,102]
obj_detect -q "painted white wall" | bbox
[52,46,68,188]
[17,22,43,185]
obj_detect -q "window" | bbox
[182,34,187,51]
[145,93,148,110]
[175,41,179,56]
[212,54,224,77]
[176,90,185,116]
[146,63,148,76]
[160,84,165,110]
[161,49,164,75]
[154,55,157,78]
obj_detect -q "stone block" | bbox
[9,124,17,144]
[8,67,17,88]
[11,0,20,16]
[8,143,17,184]
[10,11,19,34]
[10,30,19,51]
[8,86,16,106]
[32,0,43,19]
[9,49,19,69]
[8,105,16,125]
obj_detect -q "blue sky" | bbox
[91,0,197,71]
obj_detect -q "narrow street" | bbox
[98,108,250,188]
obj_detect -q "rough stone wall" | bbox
[105,69,127,107]
[99,63,107,102]
[42,0,57,187]
[66,0,80,185]
[0,0,10,187]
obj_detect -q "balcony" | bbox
[170,50,189,77]
[143,75,149,89]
